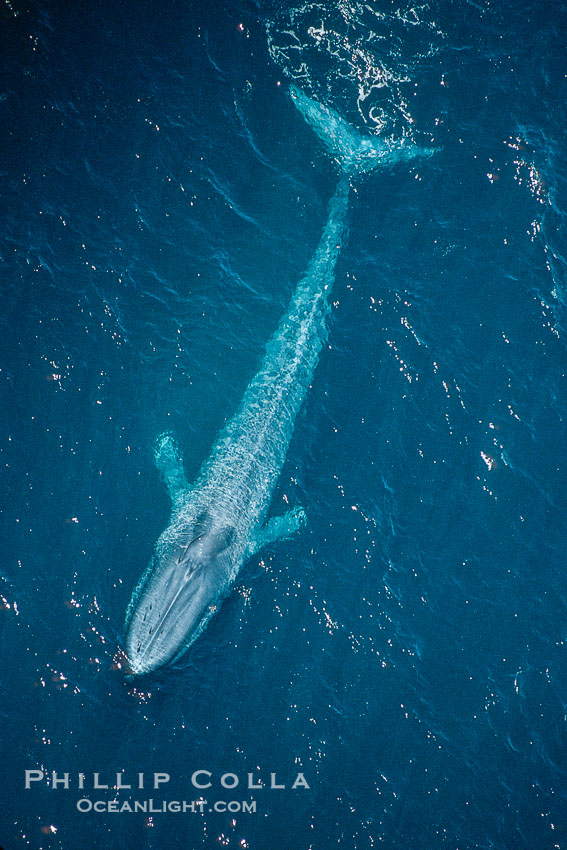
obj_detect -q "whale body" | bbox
[123,87,433,675]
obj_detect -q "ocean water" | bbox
[1,0,567,847]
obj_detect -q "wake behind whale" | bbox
[123,87,433,676]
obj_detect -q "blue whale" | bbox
[123,88,433,675]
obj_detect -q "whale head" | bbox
[124,512,236,675]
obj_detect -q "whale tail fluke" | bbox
[290,85,435,176]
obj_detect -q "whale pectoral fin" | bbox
[249,506,307,556]
[154,432,189,505]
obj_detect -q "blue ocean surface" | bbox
[1,0,567,847]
